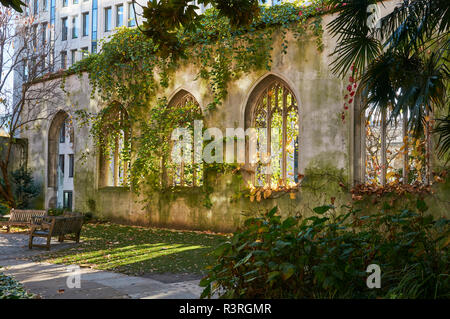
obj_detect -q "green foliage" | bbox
[71,2,325,111]
[0,202,10,215]
[0,0,26,13]
[141,0,261,57]
[0,270,33,299]
[187,3,325,110]
[200,205,449,298]
[47,208,65,216]
[328,0,449,153]
[130,97,203,192]
[10,167,39,209]
[435,115,450,161]
[70,2,327,196]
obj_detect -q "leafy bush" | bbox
[200,202,449,299]
[47,208,65,216]
[10,167,39,209]
[0,270,34,299]
[0,203,9,216]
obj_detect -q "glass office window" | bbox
[72,16,79,38]
[116,4,123,27]
[82,12,89,36]
[104,7,112,31]
[71,49,77,65]
[63,191,73,210]
[69,154,74,177]
[128,2,135,27]
[61,17,68,41]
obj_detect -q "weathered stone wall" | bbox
[21,7,450,231]
[0,137,28,173]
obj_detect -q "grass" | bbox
[31,222,228,276]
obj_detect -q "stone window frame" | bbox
[47,110,73,208]
[97,102,131,188]
[244,74,300,187]
[352,91,432,186]
[165,89,203,188]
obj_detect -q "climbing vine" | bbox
[67,1,330,196]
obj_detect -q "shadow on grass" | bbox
[32,223,227,275]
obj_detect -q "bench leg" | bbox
[58,235,64,242]
[28,235,33,249]
[6,225,10,233]
[76,232,81,243]
[46,236,51,251]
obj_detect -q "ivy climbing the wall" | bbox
[68,2,329,196]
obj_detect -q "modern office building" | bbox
[23,0,146,69]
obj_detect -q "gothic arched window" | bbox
[167,91,203,187]
[98,103,131,187]
[247,77,299,187]
[354,92,432,186]
[363,107,431,186]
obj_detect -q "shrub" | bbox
[47,208,65,216]
[200,202,449,299]
[10,167,39,209]
[0,203,8,216]
[0,269,34,299]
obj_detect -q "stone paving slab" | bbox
[0,233,206,299]
[0,232,75,260]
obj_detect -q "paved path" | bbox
[0,233,204,299]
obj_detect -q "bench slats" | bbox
[1,209,47,232]
[9,209,47,223]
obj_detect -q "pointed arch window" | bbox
[98,103,131,187]
[354,90,432,186]
[247,78,299,187]
[363,107,431,186]
[167,91,203,187]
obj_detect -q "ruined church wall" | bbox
[21,8,450,231]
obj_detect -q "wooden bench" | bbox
[0,209,47,232]
[28,214,84,250]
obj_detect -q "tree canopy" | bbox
[139,0,262,57]
[0,0,25,12]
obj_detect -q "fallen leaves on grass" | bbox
[30,223,228,276]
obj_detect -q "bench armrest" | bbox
[31,216,45,225]
[31,216,53,230]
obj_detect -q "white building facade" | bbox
[27,0,146,68]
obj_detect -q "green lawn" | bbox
[31,223,228,276]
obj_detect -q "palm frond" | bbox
[434,115,450,159]
[380,0,449,51]
[330,29,381,78]
[360,50,448,136]
[327,0,381,77]
[327,0,378,38]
